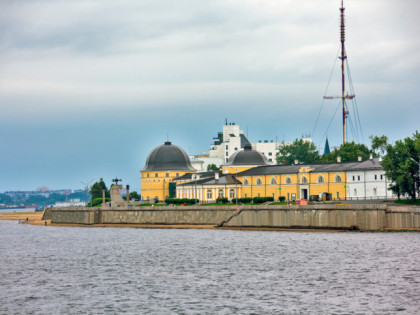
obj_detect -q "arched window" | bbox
[317,175,324,183]
[256,178,262,186]
[335,175,342,183]
[218,189,224,198]
[270,177,277,185]
[207,190,212,200]
[301,176,308,184]
[285,177,292,185]
[243,178,249,186]
[229,189,235,199]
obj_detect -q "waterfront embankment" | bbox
[47,204,420,231]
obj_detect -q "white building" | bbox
[346,157,392,199]
[207,121,312,165]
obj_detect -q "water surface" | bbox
[0,220,419,314]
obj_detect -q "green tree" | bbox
[129,191,140,201]
[277,139,320,165]
[320,141,374,163]
[0,193,12,204]
[374,132,420,201]
[90,178,110,200]
[207,164,220,171]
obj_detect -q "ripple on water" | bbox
[0,221,419,314]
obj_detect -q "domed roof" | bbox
[142,141,195,171]
[225,143,269,166]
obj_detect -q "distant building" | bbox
[205,120,312,165]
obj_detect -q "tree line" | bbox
[276,132,419,202]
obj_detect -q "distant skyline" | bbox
[1,0,419,192]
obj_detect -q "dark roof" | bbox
[240,134,250,148]
[173,171,219,181]
[178,174,241,186]
[142,141,196,172]
[236,158,383,176]
[225,143,268,166]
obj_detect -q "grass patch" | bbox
[394,199,420,206]
[270,202,297,205]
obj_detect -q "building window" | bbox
[335,175,342,183]
[268,152,272,156]
[380,175,383,180]
[375,175,377,180]
[166,173,169,177]
[226,145,228,150]
[285,177,292,185]
[226,152,229,156]
[207,190,212,200]
[229,189,235,199]
[301,176,308,184]
[268,159,272,162]
[317,175,324,183]
[352,176,355,181]
[258,193,260,197]
[256,178,262,186]
[176,173,179,177]
[234,147,238,151]
[218,189,224,198]
[155,173,158,177]
[270,177,277,185]
[358,176,360,181]
[147,173,149,178]
[244,194,247,198]
[243,178,249,186]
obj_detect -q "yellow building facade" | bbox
[140,141,196,202]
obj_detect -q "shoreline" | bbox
[1,212,419,232]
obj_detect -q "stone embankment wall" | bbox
[50,204,420,230]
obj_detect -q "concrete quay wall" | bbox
[50,204,420,230]
[100,206,237,225]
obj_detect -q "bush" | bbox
[231,197,252,204]
[165,198,198,205]
[89,197,111,207]
[216,197,229,204]
[253,196,274,204]
[278,196,286,202]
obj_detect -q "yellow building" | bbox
[140,141,196,202]
[175,146,351,202]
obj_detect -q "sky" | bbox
[0,0,419,193]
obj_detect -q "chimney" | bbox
[337,156,341,163]
[369,154,373,160]
[215,172,219,180]
[358,156,362,162]
[294,159,298,165]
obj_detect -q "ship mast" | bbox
[324,0,354,145]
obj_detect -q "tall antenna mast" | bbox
[324,0,354,144]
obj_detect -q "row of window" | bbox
[351,175,384,181]
[143,173,180,178]
[242,175,342,186]
[142,179,172,183]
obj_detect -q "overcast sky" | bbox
[1,0,419,193]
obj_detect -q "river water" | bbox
[0,220,419,314]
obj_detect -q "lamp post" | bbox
[79,177,97,207]
[162,179,165,204]
[192,174,197,204]
[235,168,238,205]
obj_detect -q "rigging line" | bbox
[312,45,341,138]
[319,100,341,148]
[345,100,360,141]
[345,59,365,143]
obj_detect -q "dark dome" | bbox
[142,141,195,171]
[225,143,269,166]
